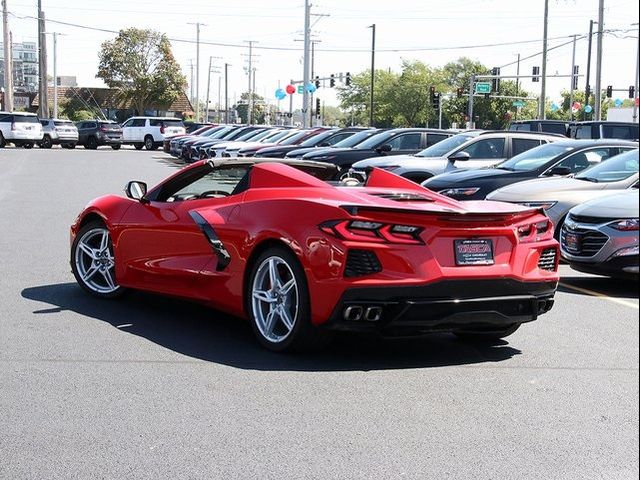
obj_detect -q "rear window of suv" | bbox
[150,119,184,127]
[14,115,39,123]
[99,122,120,130]
[54,121,75,127]
[601,125,639,140]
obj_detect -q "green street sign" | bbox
[512,100,526,107]
[475,82,492,94]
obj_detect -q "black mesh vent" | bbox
[345,250,382,278]
[538,248,557,271]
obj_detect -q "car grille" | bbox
[561,226,609,257]
[344,250,382,278]
[567,213,615,225]
[538,248,557,271]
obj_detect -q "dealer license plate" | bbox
[564,232,581,253]
[454,239,494,266]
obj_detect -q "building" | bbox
[0,41,39,92]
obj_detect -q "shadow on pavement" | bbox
[559,275,639,299]
[21,283,522,372]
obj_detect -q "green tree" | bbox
[234,92,267,124]
[97,28,187,115]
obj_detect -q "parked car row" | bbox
[508,119,639,141]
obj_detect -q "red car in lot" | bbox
[70,159,559,352]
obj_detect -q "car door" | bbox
[121,119,134,142]
[76,122,88,143]
[116,165,247,298]
[542,147,625,176]
[457,137,507,166]
[383,132,424,155]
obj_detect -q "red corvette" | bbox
[70,158,559,351]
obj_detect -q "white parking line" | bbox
[559,282,639,310]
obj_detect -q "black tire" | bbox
[66,143,76,149]
[71,220,125,299]
[86,136,98,150]
[144,136,156,150]
[134,143,144,150]
[40,135,53,149]
[0,132,5,148]
[454,323,521,343]
[111,144,121,150]
[23,142,34,149]
[246,246,331,352]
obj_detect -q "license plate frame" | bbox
[454,239,495,266]
[564,232,581,253]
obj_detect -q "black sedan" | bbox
[301,128,453,171]
[423,139,638,200]
[254,127,368,158]
[284,129,385,159]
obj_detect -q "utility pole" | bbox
[243,41,257,124]
[515,53,521,121]
[224,63,229,123]
[468,74,475,128]
[539,0,549,119]
[37,0,49,117]
[189,59,194,108]
[633,22,639,123]
[594,0,604,120]
[2,0,13,111]
[584,20,595,119]
[188,22,205,121]
[569,34,577,121]
[217,75,221,123]
[48,32,63,118]
[302,0,311,128]
[369,24,376,127]
[204,56,221,123]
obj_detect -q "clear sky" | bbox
[5,0,639,111]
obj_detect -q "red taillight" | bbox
[160,124,165,134]
[517,219,553,243]
[11,122,16,131]
[320,220,424,245]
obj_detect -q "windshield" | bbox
[262,130,292,143]
[207,126,234,138]
[299,129,336,147]
[353,131,397,150]
[499,144,574,171]
[99,122,120,130]
[14,115,39,123]
[415,133,475,157]
[236,129,268,141]
[54,120,75,127]
[333,130,379,148]
[278,130,310,145]
[575,149,639,183]
[162,119,184,127]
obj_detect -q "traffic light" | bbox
[586,84,592,99]
[532,66,540,82]
[432,92,440,110]
[629,86,635,99]
[345,72,351,86]
[572,66,579,90]
[314,76,320,88]
[316,98,321,114]
[491,67,500,92]
[456,87,464,98]
[329,74,335,88]
[606,85,613,98]
[429,86,436,108]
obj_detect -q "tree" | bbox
[234,92,268,124]
[97,28,187,115]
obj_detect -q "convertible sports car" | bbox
[70,158,560,352]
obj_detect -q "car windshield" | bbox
[99,122,120,130]
[262,130,293,143]
[333,130,379,148]
[162,119,184,127]
[575,149,639,183]
[278,130,309,145]
[14,115,39,123]
[54,120,75,127]
[415,133,475,157]
[299,129,336,147]
[207,126,235,138]
[353,131,397,150]
[236,129,268,141]
[499,144,574,171]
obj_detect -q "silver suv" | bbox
[38,119,79,149]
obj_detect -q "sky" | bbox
[5,0,639,112]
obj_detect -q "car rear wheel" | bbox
[23,142,34,149]
[86,136,98,150]
[247,247,329,352]
[71,221,124,298]
[40,135,53,149]
[454,323,521,343]
[134,143,144,150]
[111,144,121,150]
[144,136,156,150]
[0,132,5,148]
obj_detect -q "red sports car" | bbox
[70,158,560,352]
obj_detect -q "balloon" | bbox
[571,101,582,113]
[306,83,317,93]
[275,88,286,100]
[285,84,296,95]
[584,105,593,113]
[614,98,623,107]
[550,103,559,112]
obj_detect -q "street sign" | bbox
[475,82,492,94]
[512,100,526,107]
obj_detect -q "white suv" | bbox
[0,111,44,148]
[121,116,186,150]
[38,118,79,149]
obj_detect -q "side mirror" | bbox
[448,151,471,163]
[547,166,572,176]
[376,144,392,153]
[125,181,148,201]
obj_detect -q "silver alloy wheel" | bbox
[74,227,119,294]
[251,256,299,343]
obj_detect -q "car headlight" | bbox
[521,201,558,211]
[609,218,639,231]
[438,187,481,197]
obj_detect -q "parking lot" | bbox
[1,147,638,479]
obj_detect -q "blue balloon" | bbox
[614,98,623,107]
[550,103,559,112]
[275,88,286,100]
[306,83,317,93]
[584,105,593,113]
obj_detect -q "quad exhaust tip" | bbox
[343,305,383,322]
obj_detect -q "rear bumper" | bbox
[323,279,557,334]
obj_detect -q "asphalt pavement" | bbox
[0,146,638,480]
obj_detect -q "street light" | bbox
[44,32,66,119]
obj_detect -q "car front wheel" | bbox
[247,247,329,352]
[40,135,53,148]
[144,136,156,150]
[71,221,124,298]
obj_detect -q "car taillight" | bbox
[160,125,165,134]
[517,219,553,243]
[11,122,16,131]
[319,220,424,245]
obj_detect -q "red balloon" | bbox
[285,84,296,95]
